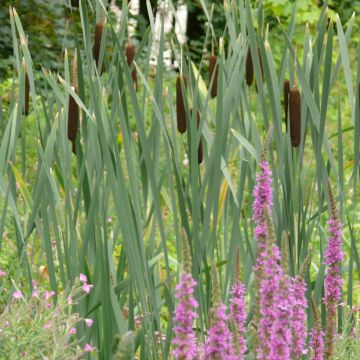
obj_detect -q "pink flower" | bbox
[84,343,95,352]
[203,303,235,359]
[310,325,324,360]
[0,270,6,277]
[4,320,9,327]
[82,283,94,294]
[69,327,77,335]
[44,291,55,300]
[229,282,247,358]
[257,245,293,360]
[172,273,198,359]
[31,280,37,288]
[291,276,308,358]
[67,296,73,305]
[32,290,39,298]
[12,290,23,299]
[85,318,94,327]
[43,321,52,329]
[79,273,87,283]
[45,303,52,309]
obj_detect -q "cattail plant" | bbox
[176,75,187,133]
[68,49,79,154]
[310,296,324,360]
[289,84,301,147]
[229,248,247,359]
[172,234,198,360]
[245,47,253,86]
[284,79,290,127]
[203,264,235,359]
[125,41,138,91]
[93,21,103,69]
[323,184,344,359]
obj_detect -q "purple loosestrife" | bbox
[257,211,293,360]
[229,248,246,359]
[323,185,344,360]
[203,265,235,360]
[310,296,324,360]
[172,236,198,360]
[291,255,311,359]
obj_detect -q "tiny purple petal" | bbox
[12,290,23,299]
[85,318,94,327]
[79,273,87,283]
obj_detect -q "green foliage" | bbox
[0,0,360,358]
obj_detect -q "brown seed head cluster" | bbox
[246,48,253,86]
[289,85,301,147]
[93,22,103,68]
[126,42,138,91]
[68,49,79,154]
[176,75,187,133]
[209,54,218,98]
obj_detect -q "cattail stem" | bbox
[176,75,187,133]
[289,85,301,147]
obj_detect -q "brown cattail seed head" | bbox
[289,85,301,147]
[68,49,79,154]
[196,110,203,164]
[93,22,103,68]
[24,70,30,116]
[126,42,138,91]
[246,47,253,86]
[176,75,187,133]
[209,54,218,98]
[284,79,290,128]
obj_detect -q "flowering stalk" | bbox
[172,236,198,360]
[323,185,344,359]
[252,135,273,324]
[203,265,235,360]
[291,254,311,359]
[257,210,293,360]
[310,296,324,360]
[229,248,246,359]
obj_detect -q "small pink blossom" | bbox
[4,321,9,327]
[22,352,27,357]
[12,290,23,299]
[67,296,73,305]
[43,321,52,329]
[31,280,37,288]
[79,273,87,283]
[0,270,6,277]
[69,327,77,334]
[44,291,55,300]
[45,303,52,309]
[85,318,94,327]
[82,283,93,294]
[31,290,39,298]
[84,343,95,352]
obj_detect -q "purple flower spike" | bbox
[291,275,308,359]
[323,186,343,360]
[257,244,293,360]
[310,325,324,360]
[203,303,235,360]
[229,282,247,358]
[172,273,198,360]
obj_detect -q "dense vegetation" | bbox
[0,0,360,359]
